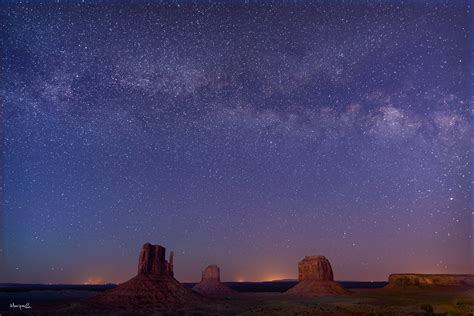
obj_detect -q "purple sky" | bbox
[1,1,472,284]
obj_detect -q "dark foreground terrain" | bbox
[1,282,473,315]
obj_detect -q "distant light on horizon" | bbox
[83,276,105,285]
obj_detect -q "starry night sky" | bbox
[1,1,472,284]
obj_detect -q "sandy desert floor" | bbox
[6,286,469,315]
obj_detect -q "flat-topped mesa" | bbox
[138,243,174,276]
[387,274,474,289]
[298,256,334,281]
[192,265,235,296]
[286,255,349,296]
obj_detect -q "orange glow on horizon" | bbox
[232,274,292,282]
[260,275,291,282]
[83,276,105,285]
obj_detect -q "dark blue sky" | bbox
[1,1,472,283]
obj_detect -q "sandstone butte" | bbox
[286,255,350,296]
[86,243,204,309]
[192,264,236,296]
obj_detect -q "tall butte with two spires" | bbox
[286,255,349,296]
[87,243,204,310]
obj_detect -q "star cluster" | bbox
[1,1,472,283]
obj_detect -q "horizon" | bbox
[0,277,405,285]
[1,1,473,285]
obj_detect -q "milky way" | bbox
[1,1,472,283]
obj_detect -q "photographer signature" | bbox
[10,302,32,310]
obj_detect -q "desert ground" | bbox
[2,282,473,315]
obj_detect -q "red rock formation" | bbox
[87,243,203,311]
[298,255,334,281]
[386,274,474,289]
[138,244,170,275]
[286,255,349,296]
[192,265,235,296]
[166,251,174,277]
[137,243,174,277]
[201,265,221,282]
